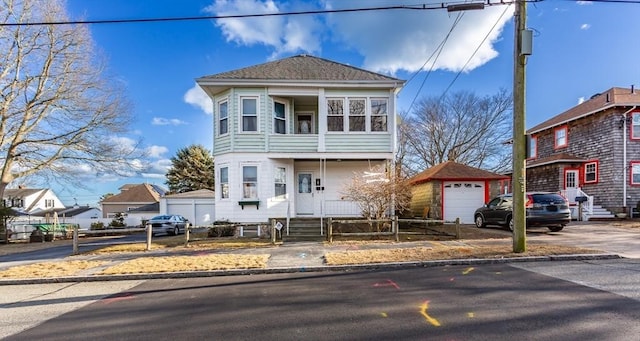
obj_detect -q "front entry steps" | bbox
[275,218,326,242]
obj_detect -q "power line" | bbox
[0,1,524,26]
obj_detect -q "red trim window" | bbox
[583,160,598,184]
[631,111,640,140]
[631,162,640,185]
[527,135,537,159]
[554,125,568,149]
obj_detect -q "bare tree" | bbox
[342,165,412,232]
[0,0,141,199]
[404,89,512,173]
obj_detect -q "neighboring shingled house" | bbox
[100,184,165,218]
[526,86,640,219]
[407,161,509,224]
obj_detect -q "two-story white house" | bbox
[2,187,66,215]
[196,55,404,225]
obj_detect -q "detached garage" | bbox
[406,161,509,224]
[159,189,215,227]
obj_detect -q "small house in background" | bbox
[2,187,66,215]
[100,183,165,219]
[58,206,102,219]
[407,161,509,224]
[160,189,215,227]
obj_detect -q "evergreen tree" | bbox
[165,145,215,193]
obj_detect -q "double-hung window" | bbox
[327,99,344,132]
[632,112,640,139]
[241,97,258,132]
[348,98,366,132]
[527,135,537,159]
[370,98,388,132]
[218,100,228,135]
[243,166,258,199]
[220,167,229,199]
[632,162,640,185]
[554,126,568,149]
[274,167,286,198]
[584,161,598,184]
[274,101,286,134]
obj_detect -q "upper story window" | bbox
[241,97,258,132]
[584,161,598,184]
[527,135,537,159]
[554,125,568,149]
[218,100,228,136]
[327,99,344,132]
[242,165,258,199]
[273,101,286,134]
[274,167,286,198]
[220,167,229,199]
[370,99,388,132]
[45,199,54,208]
[348,98,366,132]
[631,112,640,140]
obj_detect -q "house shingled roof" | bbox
[528,87,640,134]
[409,161,509,185]
[164,189,214,199]
[526,153,587,168]
[101,184,162,203]
[197,54,403,83]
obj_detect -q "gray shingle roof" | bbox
[198,54,403,83]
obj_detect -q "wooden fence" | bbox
[327,217,461,242]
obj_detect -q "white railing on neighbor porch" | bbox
[561,188,593,220]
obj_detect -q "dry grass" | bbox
[98,254,270,275]
[0,260,108,278]
[82,236,273,255]
[324,244,601,265]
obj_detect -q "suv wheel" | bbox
[548,225,564,232]
[475,215,486,228]
[507,216,514,232]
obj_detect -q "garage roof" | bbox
[410,161,509,185]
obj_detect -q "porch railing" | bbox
[560,188,593,220]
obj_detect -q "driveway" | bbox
[527,221,640,258]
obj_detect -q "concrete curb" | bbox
[0,253,621,285]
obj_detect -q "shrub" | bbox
[109,212,126,228]
[208,225,236,237]
[90,221,105,230]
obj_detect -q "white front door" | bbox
[296,172,314,215]
[565,169,579,189]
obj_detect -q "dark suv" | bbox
[474,192,571,232]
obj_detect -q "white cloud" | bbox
[578,97,585,104]
[204,0,322,57]
[184,84,213,115]
[580,24,590,30]
[141,159,172,178]
[576,1,593,5]
[151,117,188,126]
[203,0,513,74]
[147,145,169,158]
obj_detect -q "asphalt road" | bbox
[3,260,640,341]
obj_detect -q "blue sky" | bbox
[55,0,639,206]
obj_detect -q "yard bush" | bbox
[90,221,105,230]
[207,225,236,238]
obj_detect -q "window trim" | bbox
[348,98,366,132]
[274,167,287,199]
[631,111,640,140]
[242,165,259,199]
[583,160,598,184]
[240,96,259,133]
[554,125,568,149]
[527,135,537,160]
[370,98,388,132]
[327,98,345,132]
[219,166,229,199]
[273,99,287,135]
[218,99,229,136]
[630,161,640,186]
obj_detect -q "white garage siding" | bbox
[443,181,485,224]
[160,189,215,226]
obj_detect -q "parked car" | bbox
[474,192,571,232]
[148,214,189,236]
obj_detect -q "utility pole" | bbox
[512,0,529,253]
